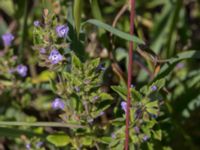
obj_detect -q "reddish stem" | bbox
[125,0,135,150]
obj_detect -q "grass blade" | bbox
[0,121,85,128]
[83,19,144,44]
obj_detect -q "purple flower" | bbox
[48,49,63,64]
[36,142,43,148]
[17,64,28,77]
[121,101,127,113]
[34,20,40,27]
[111,133,116,139]
[93,96,99,101]
[134,126,140,134]
[151,85,157,91]
[74,86,80,92]
[2,33,14,47]
[176,63,185,69]
[56,24,69,38]
[9,68,15,74]
[52,98,65,110]
[40,48,46,54]
[26,144,31,150]
[143,135,149,142]
[96,64,106,71]
[99,111,104,116]
[151,114,157,119]
[131,84,135,88]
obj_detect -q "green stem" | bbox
[0,121,85,128]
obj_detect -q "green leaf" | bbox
[111,86,127,100]
[131,88,143,101]
[32,71,55,84]
[111,118,125,126]
[115,141,124,150]
[130,135,139,143]
[90,0,103,21]
[146,101,158,108]
[0,0,14,16]
[89,57,100,68]
[49,79,57,92]
[72,53,82,69]
[62,71,73,80]
[81,136,93,146]
[146,119,157,128]
[152,130,162,141]
[147,142,154,150]
[47,134,70,147]
[140,79,165,95]
[109,139,120,148]
[146,108,158,115]
[0,127,44,139]
[83,19,144,44]
[73,0,83,36]
[97,136,112,144]
[154,50,200,81]
[92,100,111,118]
[99,93,113,100]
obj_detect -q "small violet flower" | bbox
[9,68,15,74]
[96,63,106,71]
[17,64,28,77]
[111,133,116,139]
[56,24,69,38]
[131,84,135,88]
[40,48,46,54]
[143,135,149,142]
[176,62,185,69]
[121,101,127,113]
[93,96,99,102]
[99,111,105,116]
[26,144,31,150]
[36,142,43,148]
[2,33,14,47]
[74,86,80,92]
[48,49,63,64]
[134,126,140,134]
[52,98,65,110]
[151,85,157,91]
[34,20,40,27]
[151,114,157,119]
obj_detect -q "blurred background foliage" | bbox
[0,0,200,149]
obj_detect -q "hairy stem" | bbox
[125,0,135,149]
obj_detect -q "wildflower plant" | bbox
[1,0,197,149]
[0,33,28,94]
[110,79,165,149]
[30,6,168,149]
[33,10,113,149]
